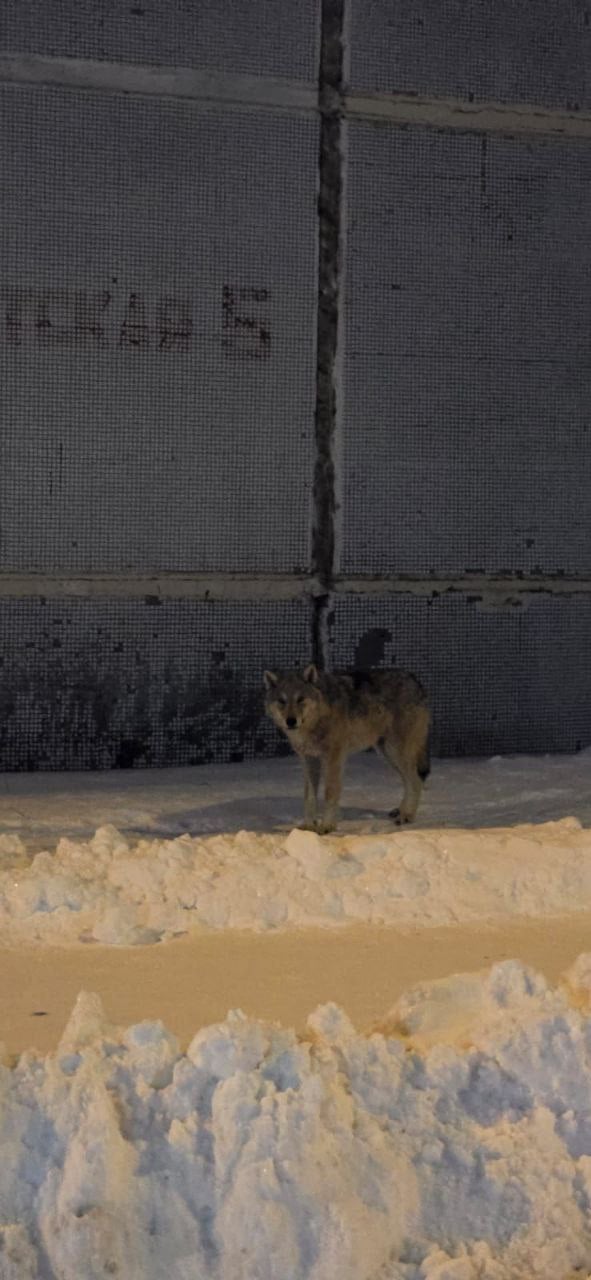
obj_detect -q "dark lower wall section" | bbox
[0,598,311,770]
[328,592,591,757]
[0,592,588,769]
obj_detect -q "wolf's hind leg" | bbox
[379,706,429,825]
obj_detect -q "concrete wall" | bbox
[0,1,588,768]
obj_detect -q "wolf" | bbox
[264,665,430,834]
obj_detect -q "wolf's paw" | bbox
[297,821,319,832]
[389,808,413,826]
[316,820,336,836]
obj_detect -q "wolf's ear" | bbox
[303,664,320,685]
[264,670,279,690]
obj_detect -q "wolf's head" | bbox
[263,665,324,736]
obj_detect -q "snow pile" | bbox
[4,960,591,1278]
[0,816,591,945]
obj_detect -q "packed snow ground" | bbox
[1,750,590,848]
[0,753,589,945]
[5,960,591,1279]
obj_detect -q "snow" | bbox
[1,750,590,851]
[2,813,591,945]
[0,752,589,946]
[1,750,591,1276]
[2,821,591,944]
[2,961,591,1278]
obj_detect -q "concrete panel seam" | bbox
[3,54,591,139]
[0,53,318,115]
[346,89,591,140]
[312,0,346,666]
[337,576,591,612]
[0,573,586,603]
[0,573,315,602]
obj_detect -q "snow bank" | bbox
[4,960,591,1278]
[0,816,590,945]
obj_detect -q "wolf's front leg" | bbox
[319,750,344,834]
[299,755,322,830]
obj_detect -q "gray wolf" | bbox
[264,665,430,834]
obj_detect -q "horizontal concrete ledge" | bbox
[346,90,591,140]
[0,572,313,602]
[338,574,591,596]
[0,572,588,603]
[2,53,591,140]
[337,575,591,612]
[0,53,318,115]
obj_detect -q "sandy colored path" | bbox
[2,913,591,1058]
